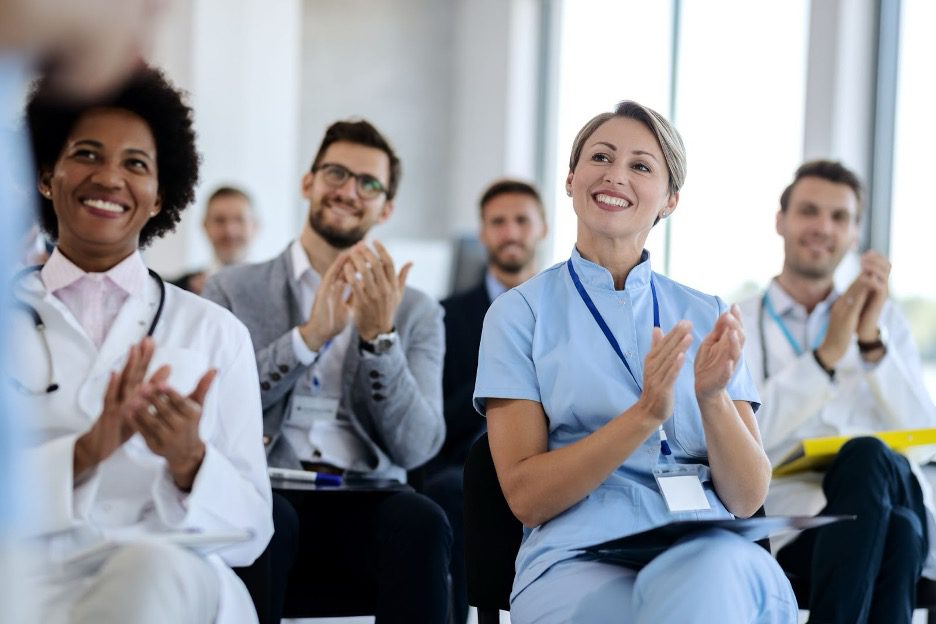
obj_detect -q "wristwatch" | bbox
[857,327,889,354]
[359,329,398,355]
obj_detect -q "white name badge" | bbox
[287,395,340,428]
[653,465,712,513]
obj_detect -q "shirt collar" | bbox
[568,245,652,291]
[767,278,839,318]
[41,247,148,296]
[484,270,509,302]
[289,239,321,285]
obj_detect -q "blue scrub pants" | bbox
[511,528,797,623]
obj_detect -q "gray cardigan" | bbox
[203,245,446,480]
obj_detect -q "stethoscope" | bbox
[756,290,827,381]
[11,264,166,395]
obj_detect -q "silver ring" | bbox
[146,404,158,416]
[353,271,363,281]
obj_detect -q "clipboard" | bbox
[63,530,253,570]
[578,515,853,570]
[773,428,936,476]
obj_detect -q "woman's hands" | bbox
[74,337,169,481]
[638,320,692,424]
[76,337,218,492]
[694,305,745,404]
[131,369,217,492]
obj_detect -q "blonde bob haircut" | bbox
[568,100,687,197]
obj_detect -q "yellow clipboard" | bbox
[772,428,936,477]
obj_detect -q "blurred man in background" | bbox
[174,186,258,294]
[426,178,547,623]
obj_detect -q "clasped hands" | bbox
[299,240,413,349]
[638,305,745,424]
[74,337,216,492]
[815,250,890,367]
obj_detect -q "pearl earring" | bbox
[149,211,158,217]
[566,189,572,197]
[661,211,670,218]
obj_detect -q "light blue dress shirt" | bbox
[0,55,32,529]
[474,247,761,603]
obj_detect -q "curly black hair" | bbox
[26,66,200,248]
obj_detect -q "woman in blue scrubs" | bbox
[474,101,798,623]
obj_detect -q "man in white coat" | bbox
[739,160,936,623]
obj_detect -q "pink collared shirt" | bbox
[41,248,149,348]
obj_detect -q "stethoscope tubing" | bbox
[10,264,166,394]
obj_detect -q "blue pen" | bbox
[267,467,343,486]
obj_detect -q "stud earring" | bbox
[42,189,51,198]
[661,211,670,218]
[566,189,572,197]
[149,211,158,217]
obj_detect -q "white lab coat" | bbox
[12,266,273,623]
[739,282,936,577]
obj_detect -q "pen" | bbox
[267,467,343,486]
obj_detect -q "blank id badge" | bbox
[287,394,340,428]
[653,463,712,513]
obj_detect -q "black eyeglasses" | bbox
[312,163,388,200]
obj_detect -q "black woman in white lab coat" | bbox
[12,66,272,624]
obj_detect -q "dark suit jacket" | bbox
[428,280,491,474]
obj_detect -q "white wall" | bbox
[142,0,544,285]
[145,0,303,277]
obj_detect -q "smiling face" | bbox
[40,107,160,269]
[301,141,393,249]
[479,192,546,274]
[204,194,256,265]
[776,176,860,280]
[566,116,677,247]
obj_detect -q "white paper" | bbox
[657,474,712,512]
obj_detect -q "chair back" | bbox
[463,433,523,612]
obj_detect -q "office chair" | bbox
[464,433,522,624]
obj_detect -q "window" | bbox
[668,0,809,301]
[548,0,810,308]
[889,0,936,399]
[548,0,674,264]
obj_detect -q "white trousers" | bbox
[511,529,798,624]
[42,542,220,624]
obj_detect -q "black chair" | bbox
[464,433,522,624]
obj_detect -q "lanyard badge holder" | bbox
[568,259,711,514]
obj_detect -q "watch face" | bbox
[374,338,393,353]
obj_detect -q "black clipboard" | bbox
[578,514,855,570]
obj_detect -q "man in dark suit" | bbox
[204,119,450,624]
[426,178,547,623]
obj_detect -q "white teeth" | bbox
[83,198,125,213]
[595,193,630,208]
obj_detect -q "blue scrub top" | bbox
[474,247,761,601]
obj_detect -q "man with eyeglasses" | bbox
[204,119,451,623]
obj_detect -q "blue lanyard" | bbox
[566,258,671,456]
[761,292,827,356]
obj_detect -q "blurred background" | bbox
[128,0,933,400]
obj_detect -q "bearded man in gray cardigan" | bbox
[204,119,451,624]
